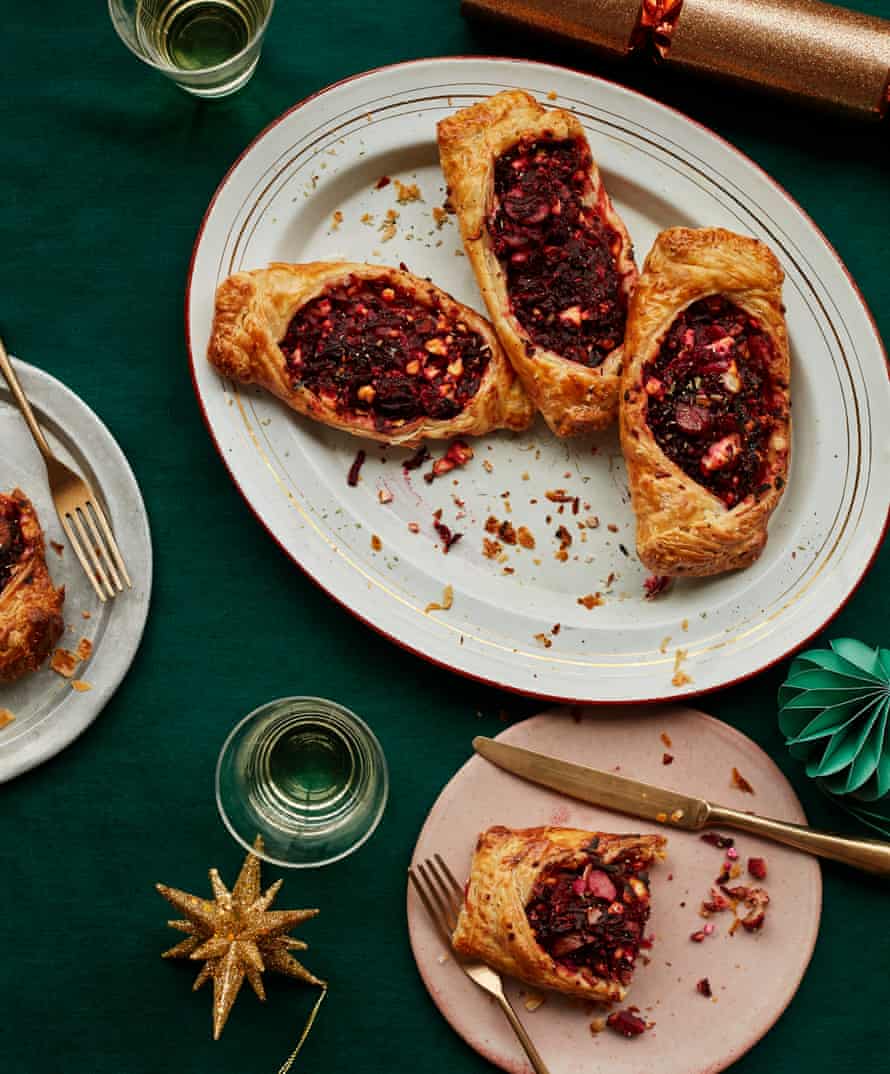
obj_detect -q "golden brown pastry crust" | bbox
[451,825,666,1003]
[207,261,534,447]
[620,228,791,577]
[437,90,637,436]
[0,489,65,682]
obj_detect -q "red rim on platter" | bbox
[186,57,890,704]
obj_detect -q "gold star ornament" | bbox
[156,836,324,1039]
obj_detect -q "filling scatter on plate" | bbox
[207,261,534,446]
[0,489,65,683]
[207,97,792,592]
[451,825,666,1003]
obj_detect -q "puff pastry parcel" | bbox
[0,489,65,682]
[452,825,665,1003]
[208,261,534,447]
[620,228,790,576]
[438,91,638,436]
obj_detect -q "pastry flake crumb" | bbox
[374,175,391,189]
[523,991,545,1012]
[671,648,692,687]
[379,208,399,242]
[330,209,344,231]
[547,90,558,100]
[482,459,494,473]
[360,212,375,226]
[681,618,689,631]
[696,977,713,998]
[659,636,672,654]
[407,522,420,534]
[589,1017,607,1035]
[76,637,93,661]
[71,679,92,693]
[0,708,15,729]
[51,648,79,678]
[425,585,454,613]
[499,521,517,545]
[534,633,552,649]
[371,534,382,552]
[517,526,535,549]
[577,593,604,610]
[432,205,448,228]
[50,540,64,556]
[483,538,502,560]
[661,731,673,748]
[731,767,755,794]
[663,753,674,765]
[378,488,393,504]
[395,179,422,203]
[436,952,449,965]
[82,611,91,620]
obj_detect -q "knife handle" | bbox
[707,805,890,877]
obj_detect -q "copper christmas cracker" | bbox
[667,0,890,118]
[462,0,890,118]
[462,0,642,56]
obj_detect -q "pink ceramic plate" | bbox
[408,706,821,1074]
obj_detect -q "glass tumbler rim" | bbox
[107,0,276,79]
[215,695,389,869]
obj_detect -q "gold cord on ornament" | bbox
[276,983,328,1074]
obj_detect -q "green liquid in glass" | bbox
[267,723,354,805]
[166,2,249,69]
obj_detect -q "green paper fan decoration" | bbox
[779,637,890,805]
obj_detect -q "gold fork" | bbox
[0,338,131,602]
[409,854,551,1074]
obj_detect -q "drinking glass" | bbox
[108,0,275,98]
[216,697,389,868]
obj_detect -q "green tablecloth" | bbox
[1,3,888,1072]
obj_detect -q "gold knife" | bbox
[473,736,890,877]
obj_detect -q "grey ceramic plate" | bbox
[0,358,152,781]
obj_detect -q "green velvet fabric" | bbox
[1,3,888,1072]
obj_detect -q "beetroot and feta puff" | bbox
[620,228,790,577]
[452,826,665,1002]
[0,489,65,683]
[207,262,534,446]
[438,91,637,437]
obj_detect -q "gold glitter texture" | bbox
[463,0,890,117]
[669,0,890,117]
[156,836,323,1039]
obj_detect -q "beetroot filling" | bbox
[643,296,783,507]
[489,138,626,368]
[0,500,24,591]
[280,276,492,429]
[525,845,652,985]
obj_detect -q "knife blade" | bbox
[473,736,711,830]
[473,736,890,876]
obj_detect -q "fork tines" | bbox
[408,854,465,944]
[60,498,131,603]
